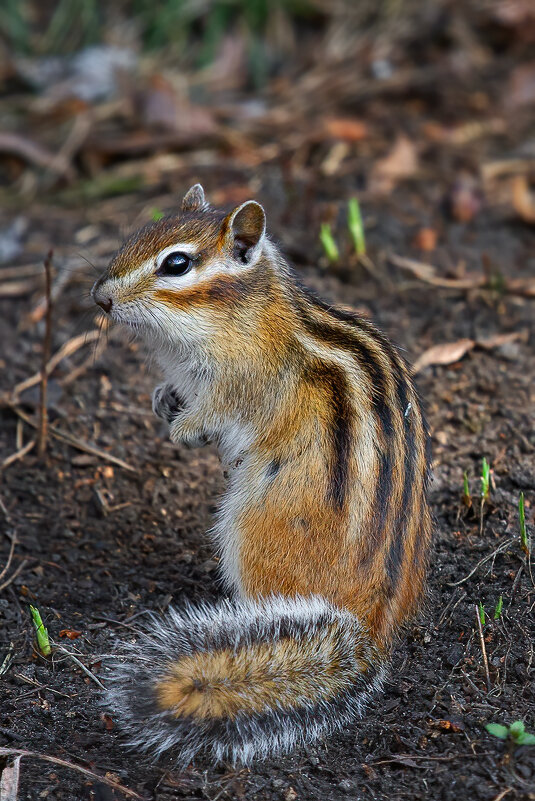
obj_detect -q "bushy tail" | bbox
[105,595,387,766]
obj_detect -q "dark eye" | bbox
[157,252,192,277]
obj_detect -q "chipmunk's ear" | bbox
[181,184,209,212]
[222,200,266,264]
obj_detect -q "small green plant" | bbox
[478,600,486,626]
[462,470,472,509]
[347,198,366,256]
[493,595,503,620]
[151,207,164,222]
[486,720,535,746]
[480,457,491,501]
[30,605,51,657]
[319,223,339,263]
[519,492,530,555]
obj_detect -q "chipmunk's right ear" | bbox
[181,184,209,212]
[221,200,266,265]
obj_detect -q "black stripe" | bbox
[304,363,352,510]
[385,370,418,592]
[293,285,396,524]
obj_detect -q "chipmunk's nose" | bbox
[92,277,113,314]
[96,297,113,313]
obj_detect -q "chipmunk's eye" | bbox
[157,252,192,277]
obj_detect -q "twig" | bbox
[447,539,514,586]
[5,403,136,473]
[0,535,17,583]
[0,560,29,594]
[55,645,107,690]
[11,330,101,399]
[0,748,146,800]
[38,251,53,458]
[475,604,491,692]
[0,439,35,471]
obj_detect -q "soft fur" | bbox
[105,595,387,766]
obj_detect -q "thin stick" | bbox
[55,645,107,690]
[0,535,17,583]
[0,440,35,472]
[0,748,146,800]
[6,403,136,473]
[475,604,491,692]
[0,560,28,593]
[11,330,101,398]
[38,251,53,458]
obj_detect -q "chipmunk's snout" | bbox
[92,277,113,314]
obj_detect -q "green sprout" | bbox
[462,471,472,509]
[151,207,164,222]
[519,492,530,555]
[486,720,535,746]
[30,605,51,657]
[319,223,339,263]
[493,595,503,620]
[478,601,486,626]
[347,198,366,256]
[480,457,491,501]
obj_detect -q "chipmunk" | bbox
[91,184,432,767]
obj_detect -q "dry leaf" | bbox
[512,174,535,223]
[413,339,475,374]
[59,629,82,640]
[371,136,418,193]
[0,756,21,801]
[324,117,369,142]
[412,228,437,251]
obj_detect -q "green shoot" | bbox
[347,198,366,256]
[30,605,51,657]
[151,207,164,222]
[493,595,503,620]
[478,601,486,626]
[462,471,472,509]
[486,720,535,746]
[319,223,339,263]
[480,457,491,500]
[519,492,529,555]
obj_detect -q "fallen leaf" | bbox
[324,117,369,142]
[101,713,114,731]
[512,174,535,223]
[412,330,527,374]
[59,629,82,640]
[0,755,20,801]
[412,339,475,374]
[370,135,418,194]
[412,227,437,251]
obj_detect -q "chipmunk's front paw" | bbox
[152,384,185,424]
[169,416,212,449]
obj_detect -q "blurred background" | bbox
[1,0,534,261]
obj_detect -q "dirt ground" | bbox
[1,7,535,800]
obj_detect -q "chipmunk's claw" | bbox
[152,384,185,424]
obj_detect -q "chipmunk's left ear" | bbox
[222,200,266,264]
[181,184,209,212]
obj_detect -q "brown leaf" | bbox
[512,175,535,223]
[324,117,369,142]
[412,339,475,374]
[412,227,437,251]
[371,136,418,194]
[59,629,82,640]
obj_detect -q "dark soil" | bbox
[1,19,535,800]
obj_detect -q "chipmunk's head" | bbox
[92,184,268,347]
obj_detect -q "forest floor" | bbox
[1,10,535,800]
